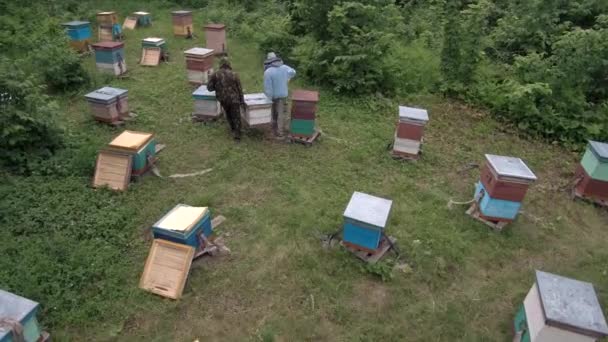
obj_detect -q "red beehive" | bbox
[480,155,537,202]
[574,164,608,202]
[204,23,227,54]
[291,90,319,120]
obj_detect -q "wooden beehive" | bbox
[204,23,227,54]
[184,47,214,84]
[96,11,118,26]
[140,239,194,299]
[62,21,91,52]
[514,270,608,342]
[342,192,393,252]
[0,290,47,342]
[133,11,152,26]
[243,93,273,126]
[192,85,220,119]
[107,130,157,176]
[91,42,127,75]
[84,87,129,123]
[152,204,213,249]
[393,106,429,158]
[172,10,193,37]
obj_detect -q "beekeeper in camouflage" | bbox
[207,57,246,141]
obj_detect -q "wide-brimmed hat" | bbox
[264,52,281,64]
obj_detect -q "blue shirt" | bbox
[264,63,296,100]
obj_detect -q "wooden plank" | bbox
[140,47,161,66]
[123,17,137,30]
[92,150,132,191]
[139,239,194,299]
[466,203,509,232]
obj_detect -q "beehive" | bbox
[134,11,152,27]
[290,90,319,137]
[184,47,215,85]
[474,154,537,222]
[514,270,608,342]
[152,204,213,250]
[84,86,129,124]
[96,11,121,41]
[107,131,157,175]
[172,10,193,37]
[393,106,429,159]
[0,290,46,342]
[204,23,227,54]
[575,141,608,203]
[243,93,273,126]
[62,20,92,52]
[91,42,127,75]
[192,85,220,119]
[342,192,393,252]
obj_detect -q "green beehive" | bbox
[581,141,608,182]
[290,119,315,136]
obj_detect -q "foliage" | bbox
[0,60,63,174]
[38,43,91,92]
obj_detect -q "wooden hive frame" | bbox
[139,239,195,299]
[92,149,133,191]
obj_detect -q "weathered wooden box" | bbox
[192,85,220,118]
[343,192,393,252]
[152,204,212,249]
[0,290,46,342]
[107,131,157,175]
[84,87,128,123]
[481,154,537,202]
[581,141,608,182]
[133,11,152,27]
[62,20,92,52]
[184,48,215,85]
[394,106,429,158]
[92,42,127,75]
[205,23,227,54]
[172,10,193,37]
[97,11,118,26]
[243,93,272,126]
[574,165,608,202]
[514,270,608,342]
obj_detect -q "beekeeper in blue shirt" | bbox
[263,52,296,139]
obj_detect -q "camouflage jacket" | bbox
[207,68,245,106]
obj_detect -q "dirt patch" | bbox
[350,279,391,313]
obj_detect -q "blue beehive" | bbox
[475,182,522,220]
[0,290,45,342]
[343,192,393,251]
[62,20,91,52]
[152,204,213,250]
[107,130,156,175]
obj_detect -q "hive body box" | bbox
[97,11,121,41]
[107,131,157,175]
[184,48,215,85]
[343,192,393,252]
[393,106,429,159]
[474,154,536,222]
[152,204,213,250]
[575,141,608,203]
[92,42,127,75]
[192,85,220,119]
[243,93,273,126]
[0,290,45,342]
[141,37,167,66]
[84,87,129,124]
[513,271,608,342]
[62,20,91,52]
[134,11,152,27]
[290,90,319,137]
[204,24,227,54]
[172,10,193,37]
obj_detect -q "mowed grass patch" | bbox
[1,3,608,341]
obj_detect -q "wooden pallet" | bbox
[466,203,509,232]
[288,131,321,146]
[571,188,608,209]
[340,235,396,264]
[390,151,420,162]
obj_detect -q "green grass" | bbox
[2,4,608,342]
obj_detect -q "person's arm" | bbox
[235,73,245,106]
[285,65,296,80]
[207,73,217,92]
[263,70,273,99]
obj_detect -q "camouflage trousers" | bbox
[221,101,242,139]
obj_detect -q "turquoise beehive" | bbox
[152,204,213,250]
[342,192,393,251]
[0,290,45,342]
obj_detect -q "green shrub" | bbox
[38,43,90,92]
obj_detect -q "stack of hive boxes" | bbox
[0,290,49,342]
[573,140,608,205]
[152,204,213,251]
[243,93,273,127]
[393,106,429,159]
[84,86,129,124]
[184,47,214,85]
[513,270,608,342]
[96,11,121,41]
[342,192,393,253]
[192,85,220,121]
[204,24,227,55]
[62,20,92,52]
[290,90,319,138]
[92,41,127,76]
[474,154,537,223]
[172,10,193,37]
[141,37,167,66]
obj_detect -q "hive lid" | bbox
[205,23,226,30]
[97,11,116,15]
[143,37,164,44]
[139,239,194,300]
[85,87,127,102]
[109,130,154,151]
[535,270,608,338]
[62,20,90,27]
[244,93,272,106]
[184,47,214,57]
[0,290,39,332]
[485,154,537,182]
[291,90,319,103]
[134,11,150,16]
[343,192,393,229]
[399,106,429,123]
[589,140,608,161]
[92,150,132,191]
[154,205,209,232]
[172,10,192,15]
[193,85,216,98]
[92,41,124,50]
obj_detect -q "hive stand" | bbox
[193,215,228,259]
[288,130,321,146]
[466,202,509,232]
[340,234,398,264]
[387,141,422,161]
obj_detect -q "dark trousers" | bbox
[221,102,242,138]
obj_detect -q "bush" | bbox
[0,60,63,174]
[38,43,90,92]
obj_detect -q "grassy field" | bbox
[2,4,608,341]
